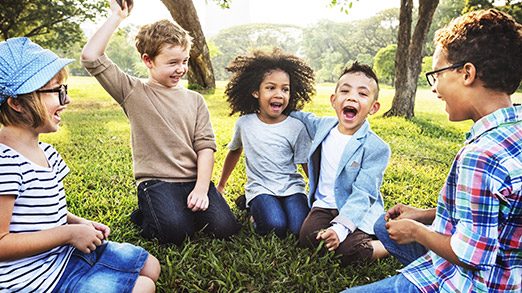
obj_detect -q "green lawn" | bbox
[41,77,522,292]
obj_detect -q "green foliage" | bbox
[36,77,519,291]
[0,0,107,51]
[373,44,397,86]
[106,27,146,78]
[208,23,303,80]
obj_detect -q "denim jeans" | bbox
[373,214,428,266]
[52,241,148,293]
[137,180,241,245]
[341,273,420,293]
[249,193,309,238]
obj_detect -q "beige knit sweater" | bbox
[82,55,216,184]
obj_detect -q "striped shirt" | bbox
[402,106,522,293]
[0,142,73,293]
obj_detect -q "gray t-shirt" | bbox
[228,114,312,205]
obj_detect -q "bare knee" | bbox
[371,240,389,261]
[132,276,156,293]
[141,254,161,282]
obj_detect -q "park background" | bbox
[3,0,522,291]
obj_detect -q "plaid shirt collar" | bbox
[465,105,522,144]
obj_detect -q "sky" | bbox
[107,0,400,38]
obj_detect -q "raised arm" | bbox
[81,0,131,61]
[217,147,243,194]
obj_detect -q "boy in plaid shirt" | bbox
[343,8,522,293]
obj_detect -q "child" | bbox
[344,9,522,292]
[290,62,390,266]
[217,48,315,238]
[81,0,241,245]
[0,37,160,293]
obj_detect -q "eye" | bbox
[283,88,290,92]
[266,86,275,90]
[340,89,349,93]
[360,92,368,97]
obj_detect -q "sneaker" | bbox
[130,209,143,227]
[235,194,247,211]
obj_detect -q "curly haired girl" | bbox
[217,48,315,238]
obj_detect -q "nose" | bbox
[175,63,187,73]
[65,93,72,105]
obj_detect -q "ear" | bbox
[142,53,154,69]
[252,91,259,99]
[330,93,336,108]
[462,62,477,86]
[6,98,23,113]
[369,101,380,115]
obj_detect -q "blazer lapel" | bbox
[335,120,370,178]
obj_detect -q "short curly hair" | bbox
[224,48,315,116]
[434,9,522,94]
[135,19,192,60]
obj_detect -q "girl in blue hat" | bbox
[0,37,160,293]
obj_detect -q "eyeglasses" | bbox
[425,63,465,87]
[36,84,68,105]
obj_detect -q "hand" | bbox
[68,224,105,254]
[111,0,131,18]
[385,203,421,221]
[385,218,424,245]
[89,221,110,240]
[187,189,209,212]
[316,228,340,251]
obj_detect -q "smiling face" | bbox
[145,44,189,88]
[252,69,290,124]
[430,46,474,122]
[331,72,380,135]
[35,77,70,134]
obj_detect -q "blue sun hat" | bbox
[0,37,75,108]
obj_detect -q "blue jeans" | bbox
[249,193,309,238]
[341,273,420,293]
[137,180,241,245]
[374,214,428,266]
[52,241,148,293]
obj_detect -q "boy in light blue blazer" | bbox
[291,62,390,266]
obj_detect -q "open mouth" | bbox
[343,106,358,120]
[270,102,283,111]
[54,109,63,122]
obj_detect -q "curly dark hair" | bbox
[434,9,522,95]
[224,48,315,116]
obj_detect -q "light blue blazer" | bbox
[290,111,391,235]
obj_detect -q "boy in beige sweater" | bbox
[81,0,240,245]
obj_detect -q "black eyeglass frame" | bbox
[36,84,68,106]
[425,63,466,87]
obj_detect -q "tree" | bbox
[161,0,215,91]
[374,44,397,86]
[0,0,106,51]
[209,23,303,80]
[332,0,439,118]
[386,0,439,117]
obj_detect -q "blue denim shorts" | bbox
[52,241,149,293]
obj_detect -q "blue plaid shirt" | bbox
[402,106,522,293]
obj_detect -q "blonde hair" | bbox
[135,19,192,60]
[0,68,68,128]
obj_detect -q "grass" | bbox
[41,77,522,292]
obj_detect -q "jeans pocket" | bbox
[138,180,166,192]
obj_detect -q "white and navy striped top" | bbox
[0,142,74,293]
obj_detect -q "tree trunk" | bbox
[160,0,216,91]
[384,0,439,118]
